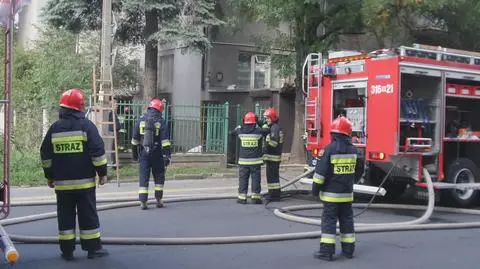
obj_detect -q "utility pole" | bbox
[100,0,112,103]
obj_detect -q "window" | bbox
[159,54,174,92]
[332,87,367,144]
[236,52,274,90]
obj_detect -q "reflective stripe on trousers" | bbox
[54,178,96,191]
[340,233,355,243]
[320,233,336,244]
[238,157,263,165]
[80,228,101,240]
[320,191,353,202]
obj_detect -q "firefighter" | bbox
[311,116,364,261]
[40,88,109,261]
[131,98,171,210]
[262,108,284,201]
[230,112,270,204]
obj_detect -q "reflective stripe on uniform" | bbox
[155,184,164,191]
[267,183,281,190]
[92,154,107,166]
[80,228,101,240]
[266,135,278,147]
[42,159,52,168]
[54,178,96,191]
[320,233,336,244]
[331,154,357,175]
[330,154,357,164]
[263,154,281,162]
[138,187,148,194]
[251,193,261,199]
[239,134,262,148]
[313,173,325,184]
[51,131,88,143]
[51,131,87,154]
[59,229,75,240]
[238,157,263,165]
[320,191,354,202]
[238,194,247,200]
[131,139,140,145]
[340,233,356,243]
[161,139,171,147]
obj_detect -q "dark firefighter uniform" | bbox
[40,88,109,260]
[311,116,364,261]
[262,108,284,201]
[231,112,270,204]
[131,99,171,210]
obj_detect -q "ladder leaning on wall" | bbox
[91,64,120,186]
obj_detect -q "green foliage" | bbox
[0,27,99,159]
[228,0,364,80]
[42,0,225,52]
[150,0,225,53]
[421,0,480,50]
[41,0,105,33]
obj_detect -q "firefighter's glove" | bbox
[132,145,139,162]
[47,180,55,189]
[311,183,322,197]
[99,176,107,186]
[164,156,171,167]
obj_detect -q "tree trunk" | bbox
[289,17,307,164]
[143,10,158,101]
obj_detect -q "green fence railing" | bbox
[115,100,230,154]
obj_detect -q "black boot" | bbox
[313,250,333,261]
[140,201,148,210]
[342,242,355,259]
[61,252,74,261]
[156,199,164,208]
[87,248,109,259]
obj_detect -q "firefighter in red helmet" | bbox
[131,98,171,210]
[261,107,284,201]
[230,112,270,204]
[311,116,364,261]
[40,88,109,260]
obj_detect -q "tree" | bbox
[0,27,99,150]
[42,0,224,100]
[228,0,363,163]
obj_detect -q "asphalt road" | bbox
[3,194,480,269]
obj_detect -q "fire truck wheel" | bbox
[444,158,480,208]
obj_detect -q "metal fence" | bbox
[114,101,271,156]
[116,101,230,154]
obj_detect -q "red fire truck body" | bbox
[304,44,480,207]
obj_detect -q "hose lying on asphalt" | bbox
[3,168,480,246]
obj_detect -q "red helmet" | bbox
[263,107,278,122]
[149,98,164,112]
[60,88,85,111]
[331,116,353,136]
[243,112,257,124]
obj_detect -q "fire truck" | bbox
[303,44,480,207]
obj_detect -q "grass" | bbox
[108,164,233,179]
[3,150,233,187]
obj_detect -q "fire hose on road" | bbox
[3,168,480,264]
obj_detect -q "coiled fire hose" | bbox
[3,167,480,264]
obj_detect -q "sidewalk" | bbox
[10,170,308,202]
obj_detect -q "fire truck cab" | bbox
[304,44,480,207]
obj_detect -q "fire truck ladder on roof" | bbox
[398,43,480,65]
[92,64,120,187]
[303,53,323,148]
